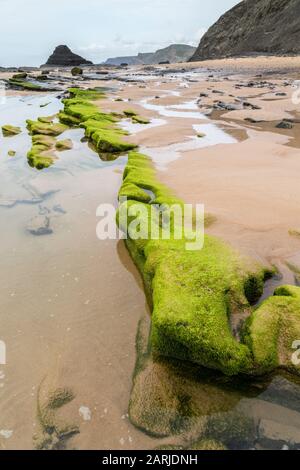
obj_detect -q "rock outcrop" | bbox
[190,0,300,61]
[105,44,196,66]
[43,45,93,67]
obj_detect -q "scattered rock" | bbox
[55,139,73,151]
[8,150,16,157]
[26,216,52,236]
[79,406,92,421]
[2,125,22,137]
[71,67,83,76]
[276,120,293,129]
[0,430,13,439]
[258,419,300,449]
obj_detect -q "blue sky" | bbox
[0,0,240,66]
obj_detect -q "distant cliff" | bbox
[190,0,300,61]
[43,45,93,67]
[105,44,196,66]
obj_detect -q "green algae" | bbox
[71,67,83,76]
[243,286,300,376]
[27,133,58,170]
[189,439,227,450]
[58,111,81,126]
[132,115,150,125]
[123,108,150,124]
[55,139,73,151]
[12,72,27,80]
[27,119,68,137]
[61,87,138,156]
[9,79,46,91]
[35,381,79,450]
[2,124,22,137]
[117,151,300,377]
[38,115,56,124]
[124,109,138,117]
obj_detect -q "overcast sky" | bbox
[0,0,240,66]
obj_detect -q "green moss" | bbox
[289,229,300,239]
[46,388,75,410]
[58,111,81,126]
[9,79,46,91]
[128,316,241,437]
[61,88,137,156]
[55,139,73,151]
[189,439,227,450]
[36,382,79,450]
[132,115,151,125]
[12,72,27,80]
[27,134,57,170]
[68,87,105,101]
[27,119,68,136]
[243,285,300,375]
[38,115,56,124]
[117,152,297,377]
[32,134,56,149]
[124,109,138,117]
[2,125,22,136]
[71,67,83,76]
[27,147,56,170]
[204,411,256,449]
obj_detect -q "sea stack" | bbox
[43,45,93,67]
[190,0,300,61]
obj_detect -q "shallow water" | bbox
[0,94,154,450]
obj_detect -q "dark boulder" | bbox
[43,45,93,67]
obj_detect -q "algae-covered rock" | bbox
[117,151,300,378]
[124,109,138,117]
[128,316,241,438]
[61,87,137,156]
[58,111,81,126]
[35,380,79,450]
[27,119,68,136]
[55,139,73,151]
[9,79,48,91]
[118,152,273,377]
[71,67,83,76]
[12,72,27,80]
[2,125,22,137]
[27,134,57,170]
[38,115,56,124]
[132,115,150,125]
[189,439,227,450]
[204,411,256,449]
[243,286,300,376]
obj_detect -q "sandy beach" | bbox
[1,55,300,450]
